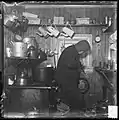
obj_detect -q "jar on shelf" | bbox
[105,16,109,25]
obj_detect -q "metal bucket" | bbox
[12,42,27,58]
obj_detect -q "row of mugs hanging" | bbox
[36,24,75,39]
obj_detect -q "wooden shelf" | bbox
[6,57,47,68]
[28,24,108,27]
[6,56,45,60]
[7,85,52,89]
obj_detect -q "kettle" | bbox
[15,72,29,86]
[38,48,47,60]
[27,46,38,59]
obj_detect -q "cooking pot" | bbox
[11,41,27,58]
[23,36,38,49]
[32,66,54,85]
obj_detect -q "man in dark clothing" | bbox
[54,40,91,112]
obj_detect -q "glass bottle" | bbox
[109,17,112,26]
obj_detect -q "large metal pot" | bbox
[32,67,54,85]
[12,42,27,58]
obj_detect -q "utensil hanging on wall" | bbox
[46,24,60,38]
[36,24,53,38]
[61,23,75,38]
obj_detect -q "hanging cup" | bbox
[47,24,60,37]
[62,24,75,38]
[36,24,53,38]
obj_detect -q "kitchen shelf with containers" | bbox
[28,24,108,27]
[4,13,109,34]
[22,12,109,26]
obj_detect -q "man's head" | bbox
[74,40,91,58]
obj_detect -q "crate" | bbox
[76,18,90,25]
[27,17,41,25]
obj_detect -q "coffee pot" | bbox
[27,46,38,59]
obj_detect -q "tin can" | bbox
[6,47,12,57]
